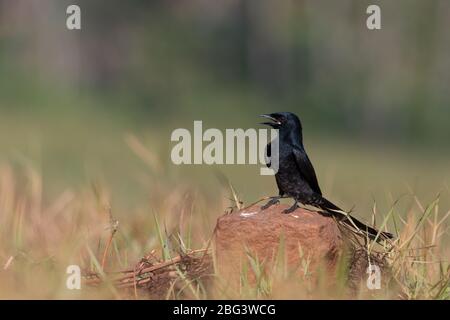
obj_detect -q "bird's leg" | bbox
[261,196,282,210]
[282,201,299,214]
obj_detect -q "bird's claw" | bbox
[282,202,299,214]
[261,197,280,210]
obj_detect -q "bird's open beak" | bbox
[260,114,281,127]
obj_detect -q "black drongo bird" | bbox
[260,112,393,242]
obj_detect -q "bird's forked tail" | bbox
[315,196,394,243]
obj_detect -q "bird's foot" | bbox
[261,197,281,210]
[282,201,299,214]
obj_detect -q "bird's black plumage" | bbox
[260,112,393,242]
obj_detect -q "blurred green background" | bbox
[1,0,449,217]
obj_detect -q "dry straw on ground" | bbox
[84,249,212,299]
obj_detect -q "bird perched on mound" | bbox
[260,112,393,243]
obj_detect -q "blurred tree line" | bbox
[1,0,450,146]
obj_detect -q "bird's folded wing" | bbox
[292,146,322,195]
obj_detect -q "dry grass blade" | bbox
[101,206,119,271]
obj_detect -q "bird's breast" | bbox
[274,150,312,198]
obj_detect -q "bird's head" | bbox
[260,112,302,131]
